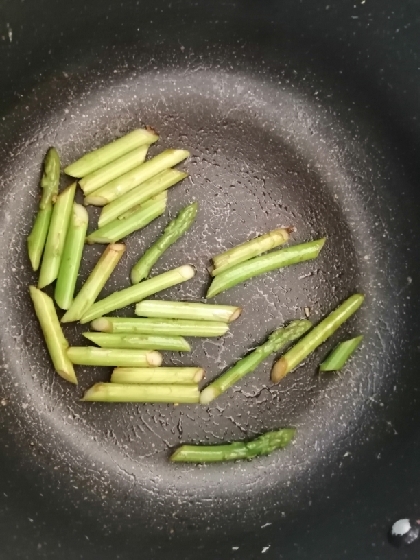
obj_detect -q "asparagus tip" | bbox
[81,383,104,401]
[170,448,183,462]
[59,370,78,385]
[271,357,288,383]
[147,351,163,367]
[229,308,242,322]
[199,385,220,405]
[90,317,112,332]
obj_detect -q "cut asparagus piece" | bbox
[38,183,76,289]
[212,228,291,275]
[64,129,158,177]
[111,367,204,384]
[135,300,242,322]
[29,286,76,384]
[27,204,53,272]
[83,332,191,352]
[171,428,296,463]
[96,169,187,226]
[55,204,89,310]
[131,202,198,283]
[86,192,166,244]
[79,145,148,195]
[84,149,189,206]
[80,265,195,323]
[206,238,326,298]
[82,382,199,403]
[61,243,125,323]
[39,147,61,209]
[93,317,229,337]
[319,335,363,372]
[67,347,162,367]
[272,294,365,383]
[200,320,312,404]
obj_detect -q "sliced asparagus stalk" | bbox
[200,320,312,404]
[80,265,195,324]
[212,228,291,275]
[96,169,187,226]
[207,238,326,298]
[64,129,158,177]
[92,317,229,337]
[55,203,89,310]
[29,286,76,384]
[271,294,365,383]
[38,182,76,289]
[83,332,191,352]
[27,148,61,271]
[84,149,189,206]
[82,382,199,403]
[86,192,166,244]
[61,243,125,323]
[135,300,242,322]
[131,202,198,283]
[111,367,204,384]
[319,335,363,372]
[170,429,296,463]
[67,347,162,367]
[79,145,148,194]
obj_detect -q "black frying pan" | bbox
[1,1,420,559]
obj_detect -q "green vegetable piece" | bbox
[131,202,198,283]
[212,228,291,275]
[135,300,242,322]
[84,149,189,206]
[64,129,158,177]
[206,238,326,298]
[39,147,61,209]
[111,367,204,384]
[80,265,195,324]
[171,428,296,463]
[272,294,365,383]
[54,203,89,310]
[67,347,162,367]
[319,335,363,372]
[82,382,200,403]
[83,332,191,352]
[27,204,53,272]
[92,317,229,337]
[61,243,126,323]
[86,192,167,244]
[38,182,76,289]
[200,319,311,404]
[29,286,77,384]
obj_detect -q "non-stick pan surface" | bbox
[1,1,420,559]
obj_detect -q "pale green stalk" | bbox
[82,383,199,403]
[111,367,204,384]
[83,332,191,352]
[67,347,162,367]
[135,300,242,322]
[93,317,229,337]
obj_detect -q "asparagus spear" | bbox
[206,238,326,298]
[86,192,167,244]
[80,265,195,324]
[39,147,61,209]
[29,286,77,384]
[27,205,53,272]
[82,382,200,403]
[85,149,189,206]
[111,367,204,384]
[92,317,229,337]
[319,335,363,372]
[55,204,89,310]
[135,300,242,322]
[171,429,296,463]
[38,183,76,289]
[83,332,191,352]
[131,202,198,283]
[200,320,311,404]
[67,347,162,367]
[96,169,187,226]
[64,129,158,177]
[212,228,291,276]
[27,148,61,271]
[61,243,125,323]
[79,146,148,195]
[271,294,365,383]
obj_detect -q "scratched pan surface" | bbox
[0,1,420,559]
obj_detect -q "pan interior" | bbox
[0,66,408,532]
